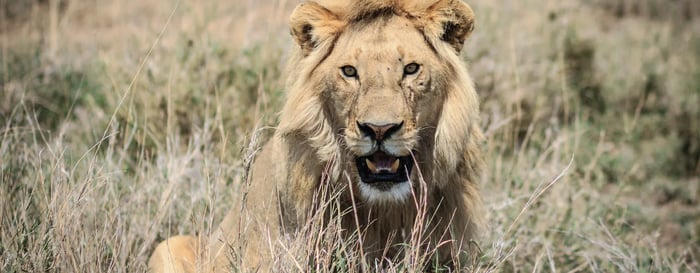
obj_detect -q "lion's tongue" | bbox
[365,152,400,174]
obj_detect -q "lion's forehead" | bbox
[331,17,436,73]
[314,0,441,23]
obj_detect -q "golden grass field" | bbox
[1,0,699,272]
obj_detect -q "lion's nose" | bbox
[357,121,403,141]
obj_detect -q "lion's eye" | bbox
[403,63,420,75]
[341,65,358,78]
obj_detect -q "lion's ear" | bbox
[428,0,475,53]
[290,2,344,56]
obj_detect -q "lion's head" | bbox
[278,0,482,204]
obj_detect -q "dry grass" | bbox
[1,0,699,272]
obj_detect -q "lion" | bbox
[149,0,485,271]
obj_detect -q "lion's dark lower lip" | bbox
[355,153,413,184]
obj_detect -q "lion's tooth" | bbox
[391,159,400,173]
[366,158,378,173]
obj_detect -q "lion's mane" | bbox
[274,0,485,264]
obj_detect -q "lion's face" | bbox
[282,0,478,204]
[316,17,446,203]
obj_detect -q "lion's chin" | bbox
[358,180,412,204]
[354,151,414,203]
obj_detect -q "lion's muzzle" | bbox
[352,120,414,185]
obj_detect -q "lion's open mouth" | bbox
[355,151,413,184]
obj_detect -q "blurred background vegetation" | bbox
[1,0,698,271]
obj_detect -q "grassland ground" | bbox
[1,0,699,272]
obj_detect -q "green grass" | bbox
[1,0,698,272]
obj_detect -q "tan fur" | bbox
[149,235,199,273]
[150,0,484,272]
